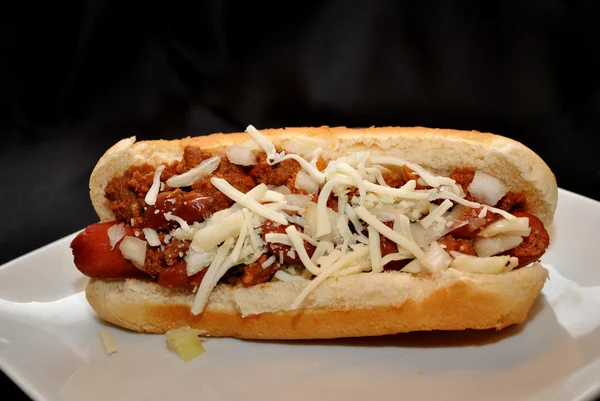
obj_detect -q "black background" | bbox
[2,1,600,400]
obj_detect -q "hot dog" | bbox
[71,125,557,339]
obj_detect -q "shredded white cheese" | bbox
[166,156,220,188]
[285,225,321,275]
[370,155,456,188]
[211,177,288,224]
[354,206,425,259]
[335,163,367,205]
[364,181,430,200]
[243,208,263,250]
[291,246,369,309]
[246,125,277,160]
[191,238,235,315]
[144,165,166,205]
[230,219,248,262]
[278,154,326,183]
[420,199,453,229]
[265,233,293,246]
[368,226,383,273]
[164,212,191,232]
[316,179,338,237]
[262,255,276,268]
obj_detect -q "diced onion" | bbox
[474,234,523,257]
[450,252,518,274]
[303,202,343,243]
[478,217,531,238]
[468,171,508,206]
[119,236,147,268]
[142,228,161,247]
[295,170,320,193]
[107,223,126,250]
[191,211,245,251]
[226,145,257,166]
[368,205,408,222]
[401,259,421,274]
[273,185,292,195]
[420,241,452,273]
[286,194,312,208]
[166,156,220,188]
[165,326,206,361]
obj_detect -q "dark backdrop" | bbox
[2,1,600,400]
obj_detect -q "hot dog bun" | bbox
[86,264,547,338]
[84,126,557,338]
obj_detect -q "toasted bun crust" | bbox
[85,126,557,338]
[86,264,548,338]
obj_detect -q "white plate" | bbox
[1,188,600,401]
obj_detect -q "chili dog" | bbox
[71,126,557,339]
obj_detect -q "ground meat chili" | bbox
[262,221,316,264]
[80,150,549,292]
[381,171,405,188]
[240,254,282,287]
[250,153,301,187]
[105,164,155,228]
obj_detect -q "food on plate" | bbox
[165,326,206,361]
[100,329,118,355]
[70,125,558,339]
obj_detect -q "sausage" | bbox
[505,212,550,268]
[262,221,316,264]
[70,222,143,278]
[438,235,477,256]
[157,261,207,289]
[241,254,281,287]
